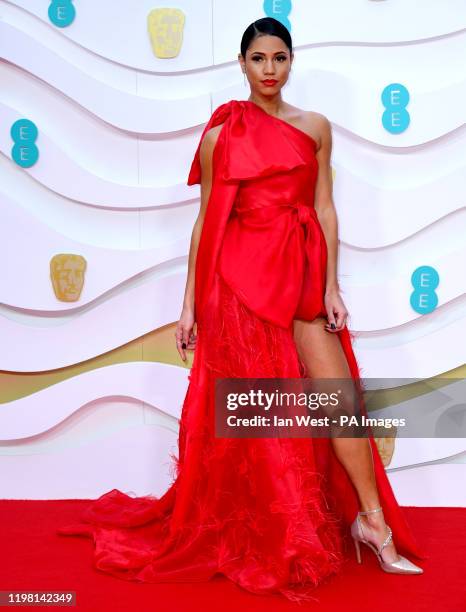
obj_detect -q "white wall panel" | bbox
[1,0,464,501]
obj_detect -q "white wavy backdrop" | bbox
[0,0,465,503]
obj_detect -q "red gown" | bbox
[57,99,427,603]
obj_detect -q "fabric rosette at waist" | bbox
[217,199,326,328]
[234,199,318,226]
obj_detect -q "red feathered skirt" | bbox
[57,271,424,603]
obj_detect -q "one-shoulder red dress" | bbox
[57,100,426,603]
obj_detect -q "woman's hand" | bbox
[175,306,197,361]
[324,287,348,332]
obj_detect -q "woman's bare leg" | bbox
[293,317,399,562]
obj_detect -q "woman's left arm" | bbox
[311,113,348,332]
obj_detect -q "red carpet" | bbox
[0,501,464,611]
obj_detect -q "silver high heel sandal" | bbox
[350,506,423,574]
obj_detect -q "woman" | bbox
[58,18,427,603]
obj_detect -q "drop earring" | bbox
[243,70,247,86]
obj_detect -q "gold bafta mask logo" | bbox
[147,8,185,58]
[375,430,397,467]
[50,254,87,302]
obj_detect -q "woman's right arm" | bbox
[175,124,223,362]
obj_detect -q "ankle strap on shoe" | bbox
[359,506,383,515]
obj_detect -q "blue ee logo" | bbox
[382,83,410,134]
[48,1,76,28]
[11,119,39,168]
[410,266,439,314]
[263,0,292,31]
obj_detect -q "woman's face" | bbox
[240,35,293,95]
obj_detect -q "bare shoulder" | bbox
[300,111,331,152]
[310,112,331,133]
[286,104,330,151]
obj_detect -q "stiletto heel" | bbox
[353,537,361,564]
[350,506,423,575]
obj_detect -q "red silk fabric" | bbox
[57,100,427,603]
[187,99,327,327]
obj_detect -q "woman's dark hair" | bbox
[240,17,293,58]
